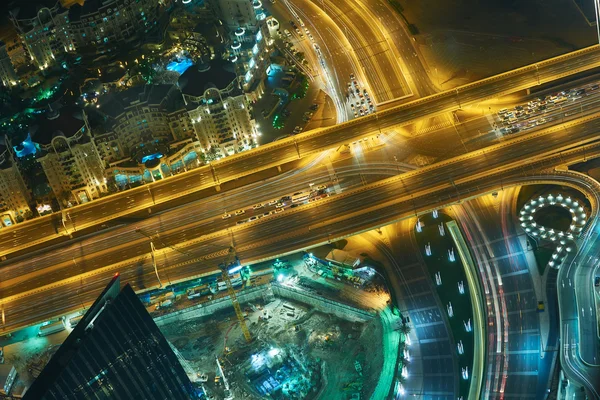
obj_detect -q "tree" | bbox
[399,322,411,336]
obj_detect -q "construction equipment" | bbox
[220,246,252,343]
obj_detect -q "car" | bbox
[236,220,247,225]
[290,204,300,208]
[267,200,279,206]
[354,112,358,118]
[515,105,524,111]
[275,208,284,213]
[350,73,355,80]
[353,80,358,86]
[321,193,330,198]
[359,109,364,116]
[355,88,360,95]
[248,216,259,222]
[276,202,285,208]
[293,126,303,133]
[308,33,314,41]
[222,213,231,219]
[317,184,328,191]
[350,104,355,109]
[310,104,319,111]
[536,118,546,125]
[253,203,264,209]
[304,27,310,34]
[235,209,245,215]
[292,192,303,196]
[281,195,292,201]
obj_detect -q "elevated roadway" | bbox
[5,109,600,333]
[3,45,600,258]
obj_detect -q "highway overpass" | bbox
[3,45,600,258]
[4,108,600,333]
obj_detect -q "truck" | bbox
[38,320,66,337]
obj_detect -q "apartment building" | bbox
[179,59,257,157]
[0,146,32,226]
[68,0,160,56]
[95,84,195,165]
[31,106,106,204]
[9,0,75,69]
[0,42,18,88]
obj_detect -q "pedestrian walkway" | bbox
[370,307,401,400]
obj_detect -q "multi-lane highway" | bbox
[10,46,600,262]
[2,45,600,257]
[4,102,600,335]
[454,190,550,399]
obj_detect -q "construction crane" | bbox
[219,246,252,343]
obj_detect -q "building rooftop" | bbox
[178,59,238,97]
[68,0,111,22]
[98,84,185,120]
[9,0,63,22]
[23,275,197,400]
[29,105,85,145]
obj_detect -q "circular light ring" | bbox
[519,193,588,269]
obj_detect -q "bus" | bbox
[39,320,66,337]
[69,315,83,328]
[217,276,243,291]
[292,192,310,203]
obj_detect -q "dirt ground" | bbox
[404,0,596,87]
[163,296,383,399]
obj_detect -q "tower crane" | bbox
[219,246,252,343]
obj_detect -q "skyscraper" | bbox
[24,274,197,399]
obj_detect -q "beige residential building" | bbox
[68,0,160,56]
[32,106,106,204]
[9,0,75,69]
[0,146,32,226]
[0,42,18,88]
[95,84,195,165]
[179,60,257,157]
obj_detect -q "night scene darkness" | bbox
[0,0,599,399]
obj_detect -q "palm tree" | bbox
[399,322,411,336]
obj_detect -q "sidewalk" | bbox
[370,307,401,400]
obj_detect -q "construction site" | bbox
[155,245,395,400]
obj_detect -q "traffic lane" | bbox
[7,101,600,324]
[575,263,600,365]
[0,166,593,331]
[4,47,595,252]
[317,0,393,102]
[0,169,372,297]
[352,0,430,96]
[0,152,378,283]
[0,107,592,296]
[3,46,600,252]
